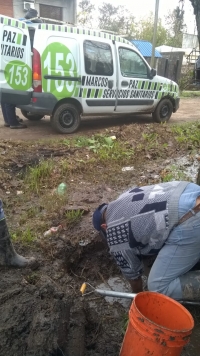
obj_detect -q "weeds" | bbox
[11,227,36,245]
[141,132,161,150]
[3,122,200,255]
[180,91,200,98]
[59,159,69,174]
[25,159,54,193]
[40,191,68,215]
[121,313,129,334]
[74,135,115,153]
[98,141,134,162]
[172,122,200,148]
[65,209,84,227]
[25,272,40,285]
[161,165,188,182]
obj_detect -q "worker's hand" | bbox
[128,277,143,293]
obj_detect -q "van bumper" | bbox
[0,89,32,106]
[174,98,180,112]
[18,93,58,114]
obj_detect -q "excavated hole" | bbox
[64,239,120,281]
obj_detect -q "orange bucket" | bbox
[120,292,194,356]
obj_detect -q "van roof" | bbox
[37,23,132,46]
[0,14,133,47]
[0,15,27,29]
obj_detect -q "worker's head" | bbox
[92,203,108,238]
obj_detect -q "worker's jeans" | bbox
[0,200,5,221]
[148,211,200,300]
[1,103,19,126]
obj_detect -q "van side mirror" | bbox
[149,68,157,79]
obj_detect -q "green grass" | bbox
[4,122,200,254]
[161,165,188,182]
[11,227,36,245]
[25,159,55,193]
[65,209,84,227]
[180,91,200,98]
[121,313,129,334]
[74,134,115,152]
[171,122,200,148]
[25,272,40,285]
[142,132,159,149]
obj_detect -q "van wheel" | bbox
[21,110,44,121]
[51,103,81,134]
[152,99,173,123]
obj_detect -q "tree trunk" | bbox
[196,12,200,50]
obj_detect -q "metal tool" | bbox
[80,282,200,306]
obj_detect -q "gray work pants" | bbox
[148,211,200,300]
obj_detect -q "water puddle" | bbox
[96,276,132,308]
[165,154,200,182]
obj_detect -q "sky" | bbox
[78,0,196,35]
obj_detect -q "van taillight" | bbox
[32,48,42,92]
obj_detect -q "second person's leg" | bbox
[5,104,27,129]
[1,103,9,126]
[148,212,200,300]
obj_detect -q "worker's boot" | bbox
[0,218,36,268]
[180,271,200,301]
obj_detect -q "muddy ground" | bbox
[0,97,200,356]
[0,97,200,141]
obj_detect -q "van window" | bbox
[84,40,113,76]
[119,48,148,78]
[28,28,35,49]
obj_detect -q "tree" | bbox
[189,0,200,48]
[134,13,170,47]
[165,0,185,47]
[98,2,135,36]
[77,0,95,27]
[190,0,200,50]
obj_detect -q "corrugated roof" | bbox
[131,40,162,58]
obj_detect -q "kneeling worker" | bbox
[93,181,200,301]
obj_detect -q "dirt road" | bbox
[0,97,199,141]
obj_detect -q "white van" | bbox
[0,15,32,105]
[0,15,180,133]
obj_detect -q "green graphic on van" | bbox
[4,60,31,91]
[41,42,78,98]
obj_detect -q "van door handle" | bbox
[108,80,114,89]
[121,81,129,87]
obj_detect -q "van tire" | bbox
[21,110,44,121]
[51,103,81,134]
[152,99,173,123]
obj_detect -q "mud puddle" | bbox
[95,276,132,308]
[164,154,200,182]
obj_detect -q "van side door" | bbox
[81,38,117,114]
[0,15,32,105]
[115,44,157,113]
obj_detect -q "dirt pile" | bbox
[0,271,71,356]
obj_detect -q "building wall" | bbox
[0,0,14,17]
[12,0,77,24]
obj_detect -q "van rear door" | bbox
[0,15,32,105]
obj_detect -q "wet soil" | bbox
[0,98,200,355]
